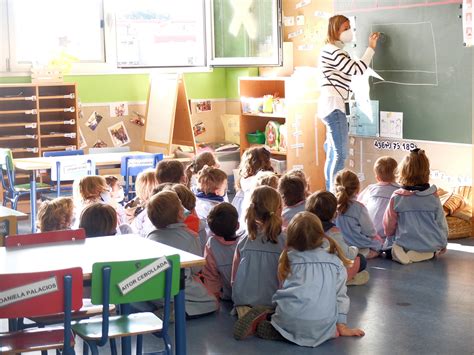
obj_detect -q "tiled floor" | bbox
[11,218,474,354]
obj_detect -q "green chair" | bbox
[72,255,180,355]
[0,148,51,209]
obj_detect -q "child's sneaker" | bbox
[256,320,285,341]
[435,248,447,258]
[366,249,380,259]
[406,250,435,263]
[392,244,410,265]
[233,306,271,340]
[346,270,370,286]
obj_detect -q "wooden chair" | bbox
[0,267,83,355]
[120,154,163,200]
[72,255,180,355]
[0,148,51,209]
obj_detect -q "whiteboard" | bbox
[144,74,179,145]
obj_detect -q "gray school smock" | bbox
[232,231,286,307]
[203,234,239,300]
[325,227,358,260]
[195,198,221,220]
[281,200,306,228]
[336,200,383,250]
[147,223,218,316]
[232,175,258,233]
[384,185,448,252]
[271,248,349,347]
[358,182,400,238]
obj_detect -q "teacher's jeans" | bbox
[322,109,348,192]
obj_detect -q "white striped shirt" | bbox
[318,42,375,118]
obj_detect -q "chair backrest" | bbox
[88,146,131,154]
[43,149,84,157]
[120,154,163,178]
[90,255,180,306]
[50,156,95,182]
[5,228,86,247]
[0,267,83,319]
[0,148,15,191]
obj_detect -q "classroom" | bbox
[0,0,473,354]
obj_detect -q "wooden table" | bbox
[0,234,205,355]
[13,151,153,232]
[0,206,27,246]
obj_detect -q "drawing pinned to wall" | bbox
[193,122,206,136]
[463,0,473,46]
[108,122,131,147]
[78,128,87,149]
[86,111,103,131]
[92,139,107,148]
[110,102,129,118]
[380,111,403,139]
[283,16,295,26]
[196,100,212,113]
[130,111,145,126]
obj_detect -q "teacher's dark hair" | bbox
[327,15,349,44]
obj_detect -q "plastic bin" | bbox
[246,131,265,144]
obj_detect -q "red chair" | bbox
[0,267,83,354]
[4,228,86,248]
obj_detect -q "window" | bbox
[0,0,282,74]
[211,0,282,66]
[7,0,105,71]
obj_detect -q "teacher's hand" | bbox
[369,32,380,49]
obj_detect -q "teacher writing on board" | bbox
[318,15,380,192]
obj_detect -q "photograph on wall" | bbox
[130,111,145,126]
[110,102,129,117]
[193,121,206,136]
[92,139,107,148]
[78,128,87,149]
[195,100,212,113]
[108,122,131,146]
[86,111,103,131]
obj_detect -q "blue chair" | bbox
[72,256,180,355]
[43,149,84,157]
[120,154,163,200]
[0,148,51,209]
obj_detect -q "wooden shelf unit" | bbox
[239,77,324,191]
[0,83,79,162]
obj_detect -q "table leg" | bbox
[174,269,186,355]
[30,170,37,233]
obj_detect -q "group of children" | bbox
[36,145,448,348]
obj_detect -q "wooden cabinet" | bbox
[239,77,325,191]
[0,83,79,159]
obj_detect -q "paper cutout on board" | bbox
[86,111,103,131]
[348,100,379,137]
[296,0,311,9]
[296,16,305,26]
[92,139,107,148]
[110,102,129,118]
[193,122,206,136]
[131,111,145,126]
[196,100,212,113]
[463,0,473,46]
[283,16,295,27]
[380,112,403,139]
[108,122,131,147]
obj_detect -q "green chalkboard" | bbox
[336,2,472,144]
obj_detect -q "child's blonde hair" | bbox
[374,156,398,183]
[246,186,282,243]
[147,190,183,229]
[334,169,360,215]
[185,151,219,184]
[79,176,108,202]
[326,15,349,44]
[255,170,279,189]
[135,168,159,203]
[197,166,227,194]
[37,197,74,232]
[236,146,273,190]
[397,149,430,186]
[278,212,352,280]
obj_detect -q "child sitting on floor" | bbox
[232,186,285,317]
[358,156,399,240]
[234,212,363,347]
[195,166,228,219]
[255,170,280,189]
[146,190,218,317]
[104,175,126,224]
[334,169,383,258]
[79,203,117,237]
[232,146,273,231]
[306,191,368,286]
[156,160,187,184]
[203,203,240,301]
[185,151,220,191]
[37,197,74,232]
[383,149,448,264]
[278,173,307,228]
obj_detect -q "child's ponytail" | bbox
[264,211,283,243]
[246,202,258,240]
[324,234,353,267]
[246,186,282,243]
[278,249,291,281]
[334,169,360,215]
